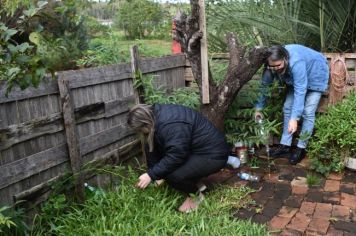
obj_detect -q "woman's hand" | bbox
[288,119,298,134]
[136,173,152,189]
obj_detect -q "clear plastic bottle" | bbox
[235,141,248,164]
[237,172,261,182]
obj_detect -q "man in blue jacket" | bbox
[255,44,329,164]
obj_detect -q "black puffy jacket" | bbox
[147,104,230,180]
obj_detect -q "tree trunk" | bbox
[175,0,269,131]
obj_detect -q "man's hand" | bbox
[136,173,152,189]
[254,110,264,122]
[288,119,298,134]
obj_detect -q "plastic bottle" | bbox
[237,172,261,182]
[84,183,105,198]
[235,141,248,165]
[256,117,270,157]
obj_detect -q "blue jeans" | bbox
[280,89,322,148]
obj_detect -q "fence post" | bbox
[199,0,210,104]
[130,45,145,103]
[130,45,147,164]
[57,72,85,202]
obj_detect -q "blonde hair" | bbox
[127,104,155,152]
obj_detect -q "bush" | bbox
[84,16,110,37]
[77,33,171,67]
[0,203,28,236]
[308,92,356,175]
[134,74,200,110]
[115,0,167,39]
[224,77,284,147]
[0,0,89,94]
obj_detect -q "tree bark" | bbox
[175,0,269,131]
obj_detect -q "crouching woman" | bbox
[127,104,230,213]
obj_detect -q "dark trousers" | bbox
[164,154,227,194]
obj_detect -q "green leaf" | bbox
[7,67,20,77]
[29,32,41,46]
[17,42,31,53]
[4,29,17,41]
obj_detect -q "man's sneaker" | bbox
[269,144,291,158]
[289,148,306,165]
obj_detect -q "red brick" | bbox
[300,201,316,215]
[341,193,356,209]
[286,212,311,233]
[292,185,309,195]
[291,177,308,195]
[278,206,299,219]
[332,205,351,220]
[326,226,344,236]
[265,173,280,183]
[323,192,341,204]
[340,182,355,194]
[313,203,332,219]
[305,229,319,236]
[308,218,330,234]
[298,156,310,167]
[328,172,344,181]
[280,229,302,236]
[269,216,291,230]
[324,180,340,192]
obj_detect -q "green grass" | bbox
[77,31,172,67]
[32,166,269,236]
[306,173,321,187]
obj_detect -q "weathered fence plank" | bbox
[0,144,68,189]
[0,113,63,151]
[80,124,133,156]
[140,54,186,73]
[0,77,58,103]
[66,64,132,89]
[58,73,85,202]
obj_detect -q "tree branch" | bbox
[188,31,203,53]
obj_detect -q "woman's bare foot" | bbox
[178,193,204,213]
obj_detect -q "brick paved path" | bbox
[205,156,356,235]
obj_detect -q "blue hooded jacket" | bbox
[255,44,329,120]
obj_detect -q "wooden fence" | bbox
[0,53,187,206]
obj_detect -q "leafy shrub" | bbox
[0,3,47,95]
[115,0,167,39]
[84,16,110,37]
[0,0,89,94]
[134,74,200,110]
[0,203,28,236]
[224,77,284,147]
[308,92,356,175]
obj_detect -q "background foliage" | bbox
[115,0,168,39]
[0,0,89,93]
[308,92,356,175]
[207,0,356,52]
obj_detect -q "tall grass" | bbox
[77,31,171,67]
[32,166,269,236]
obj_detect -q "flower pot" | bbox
[345,156,356,171]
